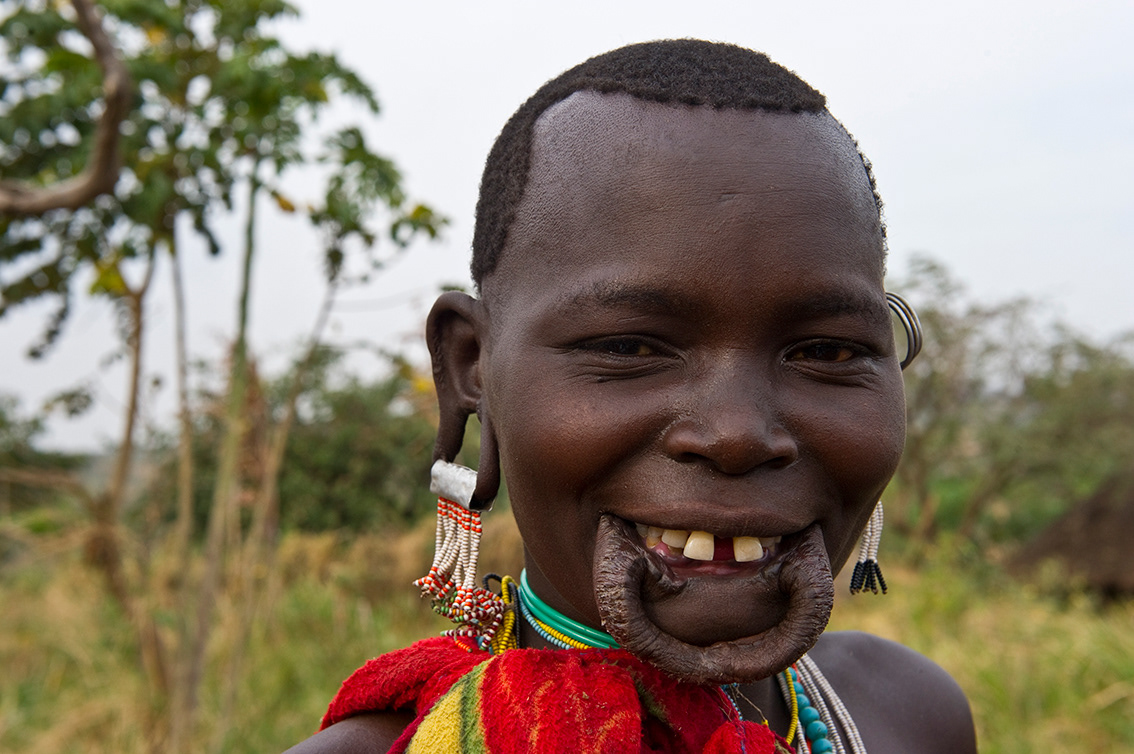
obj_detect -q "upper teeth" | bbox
[634,524,781,562]
[683,530,715,560]
[733,536,764,562]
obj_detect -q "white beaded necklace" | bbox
[775,654,868,754]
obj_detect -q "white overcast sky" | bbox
[1,0,1131,450]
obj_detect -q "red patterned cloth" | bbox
[322,637,793,753]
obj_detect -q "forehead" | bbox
[482,91,884,311]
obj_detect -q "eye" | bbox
[788,342,859,363]
[567,334,677,381]
[588,338,657,357]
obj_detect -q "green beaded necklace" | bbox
[518,570,620,649]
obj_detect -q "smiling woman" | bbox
[478,94,904,666]
[286,40,975,754]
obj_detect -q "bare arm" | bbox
[282,711,414,754]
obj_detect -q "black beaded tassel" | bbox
[849,559,888,595]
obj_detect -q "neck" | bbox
[736,676,793,732]
[515,568,595,651]
[517,568,620,650]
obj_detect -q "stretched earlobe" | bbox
[434,403,473,468]
[426,290,500,510]
[472,411,500,510]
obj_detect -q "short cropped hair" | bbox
[471,39,885,288]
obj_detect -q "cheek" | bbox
[494,397,592,499]
[491,390,627,624]
[826,368,907,475]
[486,371,669,614]
[485,374,603,545]
[492,376,660,498]
[796,378,906,565]
[839,394,906,490]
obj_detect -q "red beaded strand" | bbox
[415,491,506,647]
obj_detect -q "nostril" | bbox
[662,418,798,476]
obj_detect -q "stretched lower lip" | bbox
[594,514,835,684]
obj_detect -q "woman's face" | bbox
[473,92,906,678]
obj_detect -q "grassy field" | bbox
[827,540,1134,753]
[1,519,1131,753]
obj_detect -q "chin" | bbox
[644,590,792,648]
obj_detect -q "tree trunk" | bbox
[181,164,261,750]
[170,235,195,574]
[211,282,337,751]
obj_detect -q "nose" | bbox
[660,359,798,476]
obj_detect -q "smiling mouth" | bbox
[594,514,834,685]
[634,522,782,566]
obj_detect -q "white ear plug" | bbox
[430,459,482,510]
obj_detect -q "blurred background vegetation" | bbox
[1,0,1132,752]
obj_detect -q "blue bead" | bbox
[793,682,806,695]
[795,693,811,708]
[806,720,829,740]
[799,706,820,724]
[811,739,834,753]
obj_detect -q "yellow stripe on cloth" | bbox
[407,662,488,753]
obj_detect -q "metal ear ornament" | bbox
[415,460,506,647]
[886,291,923,370]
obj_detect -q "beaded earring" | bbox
[414,460,507,648]
[847,294,921,598]
[849,501,887,595]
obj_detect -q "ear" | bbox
[426,291,499,509]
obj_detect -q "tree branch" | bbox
[0,0,133,216]
[0,467,96,511]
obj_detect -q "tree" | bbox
[886,256,1037,541]
[888,256,1134,547]
[277,359,439,530]
[969,331,1134,541]
[0,0,131,214]
[141,350,450,535]
[0,1,444,750]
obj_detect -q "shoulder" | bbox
[809,631,977,754]
[282,711,414,754]
[284,636,487,752]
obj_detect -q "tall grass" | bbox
[2,520,1130,753]
[828,539,1134,753]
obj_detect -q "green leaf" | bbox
[89,257,128,297]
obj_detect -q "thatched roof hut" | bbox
[1011,471,1134,597]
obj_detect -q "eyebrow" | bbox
[561,279,891,327]
[779,290,892,327]
[562,280,696,314]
